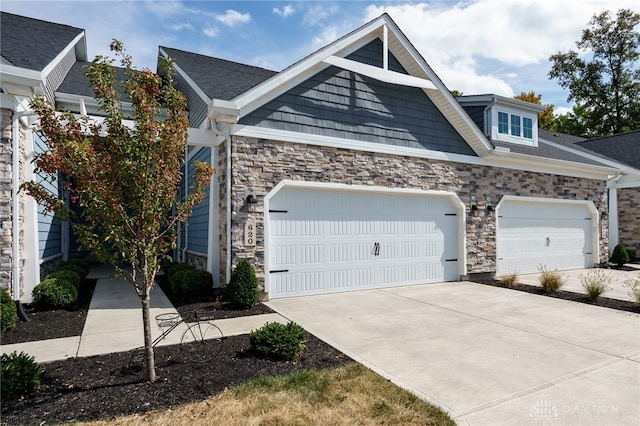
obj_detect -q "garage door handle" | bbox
[270,269,289,274]
[374,242,380,256]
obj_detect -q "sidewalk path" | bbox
[1,265,286,363]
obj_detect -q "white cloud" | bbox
[361,0,639,103]
[170,22,195,32]
[273,4,295,18]
[203,23,219,38]
[215,9,251,27]
[303,3,338,26]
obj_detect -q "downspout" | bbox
[225,129,232,284]
[12,108,36,322]
[483,97,497,138]
[606,173,623,251]
[181,144,189,263]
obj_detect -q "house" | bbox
[162,14,630,299]
[1,12,637,304]
[1,12,87,302]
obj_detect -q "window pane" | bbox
[511,114,521,137]
[523,117,533,139]
[498,112,508,134]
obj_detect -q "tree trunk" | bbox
[141,294,156,383]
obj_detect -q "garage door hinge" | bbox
[445,213,457,216]
[445,258,457,262]
[270,269,289,273]
[585,252,592,255]
[269,210,288,213]
[585,218,591,220]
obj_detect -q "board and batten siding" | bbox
[182,147,211,255]
[239,39,475,156]
[34,133,62,260]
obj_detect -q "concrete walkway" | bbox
[1,265,287,363]
[267,281,640,426]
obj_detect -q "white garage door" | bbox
[267,187,460,298]
[497,199,595,275]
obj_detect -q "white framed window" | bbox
[493,107,537,146]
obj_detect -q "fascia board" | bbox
[0,65,43,88]
[233,18,387,115]
[41,32,86,77]
[383,20,493,156]
[159,47,211,105]
[616,179,640,189]
[233,124,614,180]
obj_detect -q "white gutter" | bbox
[607,173,623,250]
[225,128,232,284]
[181,144,189,262]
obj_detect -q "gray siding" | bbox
[183,147,211,254]
[44,48,76,103]
[239,40,475,156]
[34,134,62,259]
[461,105,485,134]
[174,71,208,128]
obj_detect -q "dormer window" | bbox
[494,108,537,146]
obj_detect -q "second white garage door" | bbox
[266,184,462,298]
[496,197,597,275]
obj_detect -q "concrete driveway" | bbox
[266,281,640,426]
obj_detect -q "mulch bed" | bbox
[471,278,640,314]
[1,274,352,425]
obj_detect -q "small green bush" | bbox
[610,244,630,267]
[499,271,520,288]
[60,259,91,275]
[249,321,308,361]
[579,269,611,301]
[538,265,565,294]
[1,351,42,401]
[226,260,259,309]
[627,249,637,262]
[167,263,193,279]
[57,264,87,280]
[1,290,17,333]
[170,269,192,295]
[45,269,82,290]
[32,278,78,310]
[624,273,640,305]
[180,269,213,298]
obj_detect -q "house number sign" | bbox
[244,219,256,247]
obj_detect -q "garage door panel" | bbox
[268,188,460,298]
[497,200,593,275]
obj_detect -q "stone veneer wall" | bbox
[221,136,608,288]
[0,108,27,297]
[0,108,12,291]
[618,187,640,252]
[186,252,208,271]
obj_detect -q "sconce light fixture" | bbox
[470,195,478,211]
[601,210,608,219]
[245,188,258,212]
[486,196,493,212]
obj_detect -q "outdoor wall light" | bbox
[245,194,258,212]
[486,196,493,212]
[601,210,608,219]
[470,195,478,211]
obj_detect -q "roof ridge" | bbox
[1,11,84,32]
[160,46,277,73]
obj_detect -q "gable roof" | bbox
[575,131,640,170]
[56,61,128,99]
[160,47,277,101]
[0,12,85,71]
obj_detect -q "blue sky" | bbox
[3,0,638,113]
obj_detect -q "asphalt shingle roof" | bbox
[492,138,609,167]
[56,61,128,99]
[576,131,640,170]
[160,46,277,101]
[0,12,83,71]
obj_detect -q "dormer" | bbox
[457,94,546,148]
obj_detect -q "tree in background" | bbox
[514,91,557,131]
[22,41,214,383]
[549,9,640,137]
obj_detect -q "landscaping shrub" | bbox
[226,259,259,309]
[32,278,78,310]
[1,289,17,333]
[624,273,640,305]
[499,271,520,288]
[180,269,213,298]
[60,259,91,275]
[57,264,87,280]
[45,269,82,290]
[167,262,193,279]
[170,268,193,295]
[627,249,637,262]
[579,269,611,301]
[538,265,565,293]
[249,321,308,361]
[1,351,42,401]
[609,244,629,267]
